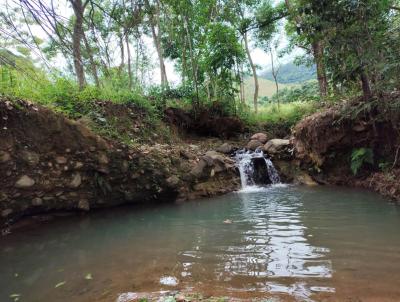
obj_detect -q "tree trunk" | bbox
[270,49,280,109]
[125,33,133,90]
[360,71,372,100]
[184,15,200,108]
[312,41,328,98]
[70,0,87,90]
[243,32,259,113]
[146,0,168,89]
[83,32,100,87]
[119,34,125,74]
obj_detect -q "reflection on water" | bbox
[175,185,333,301]
[1,185,400,302]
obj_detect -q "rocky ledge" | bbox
[0,99,240,226]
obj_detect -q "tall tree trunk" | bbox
[184,15,200,108]
[83,32,100,87]
[125,33,133,90]
[70,0,87,90]
[312,41,328,98]
[119,34,125,74]
[146,0,168,89]
[360,71,372,100]
[270,48,280,109]
[243,32,259,113]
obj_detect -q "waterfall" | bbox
[264,157,281,184]
[235,149,281,189]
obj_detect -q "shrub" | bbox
[350,148,374,175]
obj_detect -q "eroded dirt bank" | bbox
[0,99,241,226]
[291,94,400,202]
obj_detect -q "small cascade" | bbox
[235,149,281,189]
[264,157,281,184]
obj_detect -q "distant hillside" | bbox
[260,62,316,84]
[243,77,295,101]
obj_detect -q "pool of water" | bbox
[1,185,400,302]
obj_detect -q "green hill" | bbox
[243,77,295,101]
[260,62,316,84]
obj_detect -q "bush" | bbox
[350,148,374,175]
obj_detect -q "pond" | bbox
[1,185,400,302]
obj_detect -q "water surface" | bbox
[1,185,400,301]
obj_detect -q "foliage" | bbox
[350,148,374,175]
[243,101,318,131]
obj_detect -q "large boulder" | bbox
[247,139,263,151]
[263,139,292,159]
[251,133,268,144]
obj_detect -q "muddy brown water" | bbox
[1,185,400,302]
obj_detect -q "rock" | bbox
[216,143,234,154]
[69,173,82,188]
[78,199,90,211]
[0,151,11,163]
[15,175,35,188]
[55,156,67,164]
[263,139,291,158]
[97,152,109,165]
[251,132,268,144]
[21,150,40,166]
[166,175,180,188]
[247,139,263,151]
[296,173,318,186]
[175,294,186,302]
[32,197,43,206]
[190,159,208,178]
[74,162,84,169]
[180,150,196,160]
[1,209,13,217]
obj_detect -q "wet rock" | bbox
[15,175,35,188]
[216,143,234,154]
[21,150,40,166]
[251,132,268,144]
[0,151,11,163]
[296,172,318,186]
[32,197,43,206]
[69,173,82,188]
[55,156,67,164]
[78,199,90,211]
[246,139,263,151]
[263,139,292,159]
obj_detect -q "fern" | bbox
[350,148,374,175]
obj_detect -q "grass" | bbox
[242,101,319,135]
